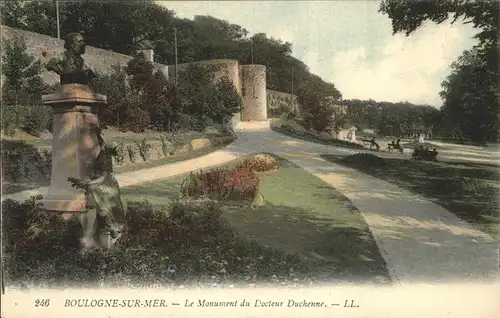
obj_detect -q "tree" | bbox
[440,48,499,142]
[297,78,341,132]
[379,0,499,142]
[1,36,49,105]
[342,98,440,137]
[1,36,52,136]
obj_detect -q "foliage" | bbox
[1,36,52,135]
[379,0,499,142]
[342,99,440,137]
[113,142,126,165]
[2,104,23,135]
[212,76,242,125]
[296,79,341,132]
[136,138,152,161]
[91,56,240,133]
[3,196,308,287]
[1,36,50,105]
[379,0,498,54]
[439,48,499,143]
[126,144,137,163]
[1,0,339,96]
[23,104,51,137]
[181,167,260,202]
[91,62,152,132]
[238,154,278,172]
[163,133,186,153]
[159,135,173,156]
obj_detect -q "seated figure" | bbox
[370,137,380,151]
[69,125,126,248]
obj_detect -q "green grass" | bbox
[122,155,391,283]
[271,119,367,150]
[322,153,500,237]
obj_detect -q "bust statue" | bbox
[46,32,96,85]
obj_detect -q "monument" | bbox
[42,32,125,249]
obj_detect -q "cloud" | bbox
[268,25,294,43]
[330,21,475,106]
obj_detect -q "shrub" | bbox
[126,144,137,163]
[211,76,242,125]
[2,104,22,135]
[23,104,51,137]
[136,138,152,161]
[435,176,492,194]
[113,142,126,165]
[238,154,278,172]
[342,153,386,167]
[3,195,311,288]
[181,167,260,202]
[159,135,173,156]
[280,123,296,134]
[164,133,185,152]
[2,195,81,282]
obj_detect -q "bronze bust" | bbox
[46,32,96,85]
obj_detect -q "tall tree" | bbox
[379,0,499,142]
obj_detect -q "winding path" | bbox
[3,121,499,286]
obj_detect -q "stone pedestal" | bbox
[41,84,106,215]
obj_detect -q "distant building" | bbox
[331,125,357,142]
[362,128,376,135]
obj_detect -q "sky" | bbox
[158,1,478,107]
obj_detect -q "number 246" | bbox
[35,299,50,307]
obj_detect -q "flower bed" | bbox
[237,153,278,172]
[180,167,260,203]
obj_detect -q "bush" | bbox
[136,138,152,161]
[23,104,51,137]
[1,37,52,136]
[2,104,22,135]
[2,195,82,283]
[435,176,492,194]
[212,76,242,125]
[181,167,260,202]
[342,153,386,167]
[238,154,278,172]
[3,196,308,288]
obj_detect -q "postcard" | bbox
[1,1,499,317]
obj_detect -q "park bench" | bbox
[361,138,380,151]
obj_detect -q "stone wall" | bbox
[267,89,299,117]
[240,65,267,121]
[0,25,167,86]
[1,25,271,122]
[1,136,234,184]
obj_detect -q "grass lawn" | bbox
[270,119,369,151]
[1,140,233,195]
[322,153,500,237]
[121,155,391,284]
